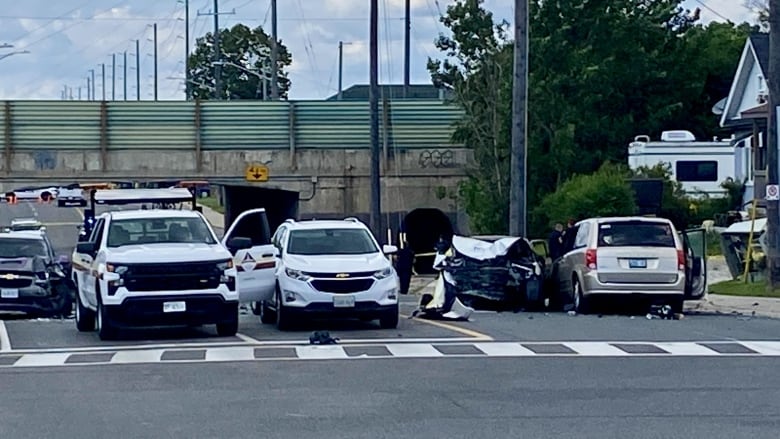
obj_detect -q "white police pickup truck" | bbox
[71,189,268,340]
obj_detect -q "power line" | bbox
[6,0,97,43]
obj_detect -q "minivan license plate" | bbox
[333,295,356,308]
[163,301,186,313]
[629,259,647,268]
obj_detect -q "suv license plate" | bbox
[629,259,647,268]
[1,288,18,299]
[333,295,356,308]
[163,301,186,313]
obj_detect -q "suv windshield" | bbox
[107,217,216,247]
[0,238,48,258]
[287,228,379,255]
[597,221,675,248]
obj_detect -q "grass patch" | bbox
[709,278,780,298]
[198,196,224,214]
[705,230,722,256]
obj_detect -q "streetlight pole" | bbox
[89,69,95,101]
[369,0,381,238]
[101,63,106,101]
[184,0,190,100]
[270,0,279,100]
[135,39,140,100]
[337,41,352,100]
[112,54,116,100]
[152,23,158,101]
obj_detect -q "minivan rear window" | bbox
[597,221,675,247]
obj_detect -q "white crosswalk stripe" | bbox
[1,341,779,369]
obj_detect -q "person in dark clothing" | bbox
[548,223,564,260]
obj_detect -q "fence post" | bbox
[3,102,11,174]
[100,102,108,171]
[289,102,297,170]
[194,99,203,173]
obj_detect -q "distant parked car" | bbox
[550,216,707,314]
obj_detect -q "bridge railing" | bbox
[0,99,464,151]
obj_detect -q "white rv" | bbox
[628,130,745,197]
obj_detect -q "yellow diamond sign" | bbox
[245,164,269,182]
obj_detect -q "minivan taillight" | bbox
[677,249,685,271]
[585,249,597,269]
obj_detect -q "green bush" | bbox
[535,163,638,227]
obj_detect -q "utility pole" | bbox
[101,63,106,101]
[123,51,128,101]
[403,0,410,98]
[78,87,82,100]
[213,0,221,99]
[767,0,780,292]
[184,0,190,100]
[270,0,279,100]
[369,0,381,238]
[135,39,140,100]
[153,23,158,101]
[509,0,529,237]
[338,41,344,100]
[112,54,116,100]
[87,76,91,100]
[90,69,95,101]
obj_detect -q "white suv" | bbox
[258,218,400,330]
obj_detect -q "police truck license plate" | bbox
[1,288,18,299]
[163,301,186,313]
[333,295,355,308]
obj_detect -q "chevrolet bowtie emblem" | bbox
[335,273,349,278]
[2,273,18,280]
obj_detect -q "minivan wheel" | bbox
[573,278,590,315]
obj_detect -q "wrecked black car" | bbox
[414,235,545,320]
[0,231,73,317]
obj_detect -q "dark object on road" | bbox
[396,247,414,294]
[309,331,339,345]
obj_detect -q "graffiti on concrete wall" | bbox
[33,151,57,170]
[418,149,454,169]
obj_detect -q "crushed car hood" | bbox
[104,243,232,264]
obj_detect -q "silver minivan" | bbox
[551,216,706,314]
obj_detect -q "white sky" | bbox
[0,0,759,100]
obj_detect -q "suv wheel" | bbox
[216,311,239,337]
[379,304,400,329]
[275,288,294,331]
[95,284,119,340]
[572,277,590,315]
[75,287,95,332]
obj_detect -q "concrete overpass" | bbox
[0,99,471,246]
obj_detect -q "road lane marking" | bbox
[564,342,631,356]
[295,345,348,359]
[386,343,444,357]
[75,208,85,221]
[474,342,535,357]
[13,353,70,367]
[2,340,780,369]
[235,332,261,344]
[0,321,11,352]
[401,314,494,341]
[111,349,165,364]
[204,347,255,362]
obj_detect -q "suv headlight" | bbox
[285,268,311,282]
[216,260,234,271]
[373,266,394,280]
[106,264,128,275]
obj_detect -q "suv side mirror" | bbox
[226,237,252,252]
[382,244,398,255]
[76,242,96,254]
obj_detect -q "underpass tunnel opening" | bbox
[222,185,300,235]
[402,208,454,275]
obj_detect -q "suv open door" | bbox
[222,208,277,303]
[681,227,707,299]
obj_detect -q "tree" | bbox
[188,24,292,100]
[428,0,752,237]
[745,0,770,29]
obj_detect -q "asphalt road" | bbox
[1,201,780,438]
[0,357,778,438]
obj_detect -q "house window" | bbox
[676,161,718,182]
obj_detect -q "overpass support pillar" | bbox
[3,101,11,173]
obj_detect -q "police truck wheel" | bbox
[75,288,95,332]
[216,314,239,337]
